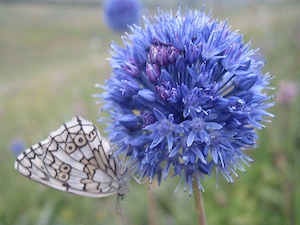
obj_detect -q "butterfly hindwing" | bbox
[14,116,125,198]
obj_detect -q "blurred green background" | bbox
[1,0,300,224]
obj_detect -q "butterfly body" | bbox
[14,116,130,199]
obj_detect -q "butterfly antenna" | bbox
[116,196,126,225]
[128,158,148,185]
[120,145,130,174]
[119,145,146,185]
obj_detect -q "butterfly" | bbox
[14,116,130,200]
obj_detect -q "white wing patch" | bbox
[14,116,129,199]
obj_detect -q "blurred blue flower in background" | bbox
[10,138,25,156]
[103,0,141,32]
[96,7,274,194]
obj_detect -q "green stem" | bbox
[148,184,158,225]
[193,181,207,225]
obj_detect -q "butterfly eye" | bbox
[74,134,87,147]
[65,142,76,154]
[58,172,69,182]
[60,163,71,173]
[86,130,97,141]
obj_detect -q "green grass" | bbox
[1,1,300,225]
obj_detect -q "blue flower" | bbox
[103,0,141,32]
[145,108,182,150]
[96,7,274,194]
[10,138,25,156]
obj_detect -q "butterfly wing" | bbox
[14,116,121,198]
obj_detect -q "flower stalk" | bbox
[147,187,158,225]
[193,181,207,225]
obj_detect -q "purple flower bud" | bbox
[123,59,140,77]
[156,84,171,101]
[168,46,180,63]
[149,45,169,66]
[141,111,156,127]
[146,63,160,83]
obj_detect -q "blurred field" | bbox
[1,1,300,225]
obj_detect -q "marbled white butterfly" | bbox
[14,116,130,200]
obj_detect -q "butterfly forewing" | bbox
[14,116,129,198]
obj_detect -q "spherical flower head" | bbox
[96,7,274,194]
[103,0,141,32]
